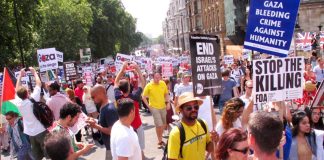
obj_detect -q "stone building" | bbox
[298,0,324,32]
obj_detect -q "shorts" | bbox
[150,107,167,127]
[135,125,145,150]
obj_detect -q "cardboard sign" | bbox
[190,34,222,96]
[37,48,59,72]
[224,55,234,64]
[15,71,36,90]
[115,53,134,72]
[56,51,63,62]
[63,62,79,81]
[253,57,304,103]
[80,48,92,63]
[162,63,173,77]
[242,49,252,61]
[244,0,301,57]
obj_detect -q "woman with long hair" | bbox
[305,107,324,130]
[216,98,244,136]
[240,68,252,94]
[215,128,249,160]
[289,111,317,160]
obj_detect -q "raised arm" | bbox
[16,68,25,89]
[29,67,41,87]
[114,62,128,88]
[132,63,146,88]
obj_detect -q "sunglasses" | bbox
[183,105,199,111]
[231,147,249,154]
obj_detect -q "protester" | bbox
[240,68,252,94]
[47,82,71,121]
[174,71,193,108]
[163,78,175,134]
[110,98,142,160]
[230,63,244,94]
[289,110,317,159]
[44,131,72,160]
[87,85,119,160]
[65,88,84,142]
[240,80,253,110]
[167,92,218,160]
[216,97,244,136]
[114,62,146,155]
[142,71,170,148]
[248,111,283,160]
[82,86,99,118]
[105,73,116,103]
[51,102,93,158]
[307,107,324,130]
[16,67,48,160]
[74,79,84,103]
[219,69,239,113]
[0,114,9,153]
[6,111,33,160]
[313,58,324,88]
[215,128,249,160]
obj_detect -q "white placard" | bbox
[115,53,134,72]
[162,62,173,77]
[56,51,64,62]
[253,57,304,104]
[224,55,234,65]
[37,48,58,72]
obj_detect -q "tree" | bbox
[0,0,41,68]
[37,0,93,61]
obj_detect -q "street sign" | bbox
[244,0,301,57]
[190,34,222,96]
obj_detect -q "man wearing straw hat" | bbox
[167,92,218,160]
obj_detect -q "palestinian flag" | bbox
[1,67,20,115]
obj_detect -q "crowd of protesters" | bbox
[0,54,323,160]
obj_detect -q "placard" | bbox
[115,53,134,72]
[253,57,304,104]
[311,80,324,108]
[162,63,173,77]
[80,48,92,63]
[37,48,59,72]
[244,0,301,57]
[223,55,234,64]
[190,34,222,96]
[56,51,63,62]
[63,62,79,81]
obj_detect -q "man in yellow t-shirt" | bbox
[142,72,170,148]
[167,92,218,160]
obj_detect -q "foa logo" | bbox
[38,54,56,63]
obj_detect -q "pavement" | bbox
[0,110,165,160]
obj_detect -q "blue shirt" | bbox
[220,79,236,101]
[99,103,119,150]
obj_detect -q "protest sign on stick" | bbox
[244,0,301,57]
[37,48,59,72]
[253,57,304,104]
[162,62,173,77]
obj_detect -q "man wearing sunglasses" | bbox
[167,92,218,160]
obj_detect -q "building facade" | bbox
[298,0,324,32]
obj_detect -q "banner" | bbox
[253,57,304,103]
[244,0,301,57]
[190,34,222,96]
[224,55,234,64]
[63,62,79,81]
[295,31,324,51]
[115,53,134,72]
[37,48,59,72]
[162,62,173,77]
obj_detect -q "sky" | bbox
[121,0,170,38]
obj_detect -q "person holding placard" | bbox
[219,69,239,114]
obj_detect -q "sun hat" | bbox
[176,92,203,112]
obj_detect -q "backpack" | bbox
[30,98,54,129]
[162,118,207,160]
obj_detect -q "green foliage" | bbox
[0,0,143,67]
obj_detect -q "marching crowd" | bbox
[0,55,323,160]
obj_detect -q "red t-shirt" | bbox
[74,87,84,103]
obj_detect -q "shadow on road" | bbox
[143,125,155,130]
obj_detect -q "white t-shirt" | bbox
[17,86,46,136]
[313,65,324,82]
[198,96,213,131]
[111,121,142,160]
[175,82,193,97]
[106,83,116,102]
[215,119,242,136]
[230,69,243,87]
